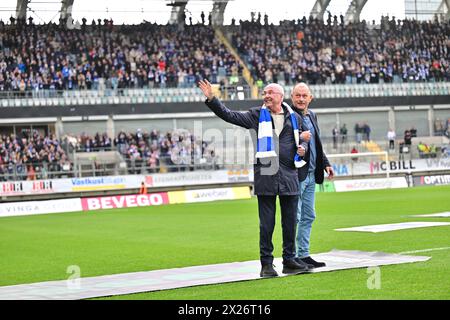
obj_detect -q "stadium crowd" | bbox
[65,128,217,174]
[0,131,71,181]
[0,19,241,95]
[0,128,216,181]
[232,15,450,85]
[0,15,449,96]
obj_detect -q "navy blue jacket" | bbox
[205,97,308,195]
[294,108,331,184]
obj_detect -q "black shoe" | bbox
[282,259,311,274]
[260,264,278,278]
[294,257,315,269]
[299,256,326,268]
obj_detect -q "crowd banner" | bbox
[0,170,254,198]
[0,176,139,197]
[334,177,408,192]
[0,179,69,197]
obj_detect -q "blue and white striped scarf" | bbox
[255,102,306,168]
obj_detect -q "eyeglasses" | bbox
[262,90,282,96]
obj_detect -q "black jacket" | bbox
[205,97,307,195]
[294,108,331,184]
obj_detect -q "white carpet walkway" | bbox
[0,250,430,300]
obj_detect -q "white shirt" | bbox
[387,130,396,140]
[271,110,285,136]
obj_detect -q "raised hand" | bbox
[198,79,214,100]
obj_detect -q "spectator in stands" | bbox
[354,122,363,143]
[1,16,449,96]
[340,124,347,144]
[0,23,242,93]
[417,141,428,157]
[0,127,216,180]
[363,122,371,141]
[0,131,68,181]
[26,164,36,180]
[399,141,405,160]
[147,145,160,173]
[434,118,445,135]
[418,142,439,158]
[446,119,450,138]
[231,17,449,86]
[350,146,359,162]
[404,129,412,147]
[332,126,338,149]
[387,128,396,150]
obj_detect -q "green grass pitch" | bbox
[0,185,449,299]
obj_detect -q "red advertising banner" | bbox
[0,181,25,195]
[81,193,169,211]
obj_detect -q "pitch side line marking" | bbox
[398,247,450,255]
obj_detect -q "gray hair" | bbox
[264,83,284,96]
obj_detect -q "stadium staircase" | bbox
[214,28,259,99]
[361,140,395,161]
[72,151,126,177]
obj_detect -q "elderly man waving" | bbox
[198,79,312,277]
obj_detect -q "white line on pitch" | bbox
[398,247,450,255]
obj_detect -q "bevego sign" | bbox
[81,193,169,211]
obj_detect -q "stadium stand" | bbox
[0,22,243,95]
[228,17,449,87]
[0,128,218,180]
[0,14,449,183]
[1,17,449,104]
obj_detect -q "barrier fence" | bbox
[1,154,449,200]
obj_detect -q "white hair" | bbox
[264,83,284,96]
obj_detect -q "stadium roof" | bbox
[0,0,448,25]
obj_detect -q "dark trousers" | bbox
[257,195,299,265]
[389,140,395,150]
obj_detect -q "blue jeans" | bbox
[296,171,316,258]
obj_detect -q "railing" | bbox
[1,82,449,107]
[0,155,232,181]
[283,82,450,99]
[0,162,72,182]
[0,83,252,107]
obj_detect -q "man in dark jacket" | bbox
[290,82,334,268]
[198,79,312,277]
